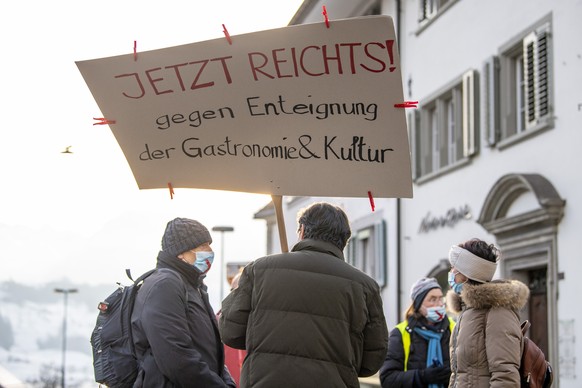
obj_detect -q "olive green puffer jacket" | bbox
[219,239,388,388]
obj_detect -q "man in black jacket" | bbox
[131,217,235,388]
[219,202,388,388]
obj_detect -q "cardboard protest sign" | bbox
[77,15,412,198]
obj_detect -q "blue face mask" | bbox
[448,271,464,294]
[193,251,214,274]
[425,305,447,323]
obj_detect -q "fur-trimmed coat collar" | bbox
[447,279,530,314]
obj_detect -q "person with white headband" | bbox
[446,238,530,388]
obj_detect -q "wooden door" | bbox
[527,267,549,357]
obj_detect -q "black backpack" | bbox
[520,320,553,388]
[91,268,157,388]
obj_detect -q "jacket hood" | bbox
[447,279,529,314]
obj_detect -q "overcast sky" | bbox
[0,0,305,307]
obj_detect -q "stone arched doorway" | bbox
[477,173,565,379]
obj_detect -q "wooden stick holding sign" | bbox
[271,195,289,253]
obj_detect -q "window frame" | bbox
[483,15,553,149]
[416,0,459,33]
[410,69,477,183]
[347,212,387,287]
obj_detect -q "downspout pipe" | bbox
[395,0,403,321]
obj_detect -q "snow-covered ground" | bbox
[0,299,97,387]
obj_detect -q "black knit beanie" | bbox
[161,218,212,257]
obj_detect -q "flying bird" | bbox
[61,146,73,154]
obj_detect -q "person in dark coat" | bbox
[380,277,454,388]
[219,202,388,388]
[131,217,235,388]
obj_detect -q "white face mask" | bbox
[192,251,214,274]
[448,271,464,294]
[424,305,447,322]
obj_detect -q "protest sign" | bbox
[77,15,412,198]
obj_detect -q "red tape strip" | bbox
[368,191,375,212]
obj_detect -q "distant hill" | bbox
[0,280,114,386]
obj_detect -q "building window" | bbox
[418,0,457,27]
[410,70,477,181]
[347,216,387,287]
[482,18,552,148]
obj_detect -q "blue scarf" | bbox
[414,327,444,388]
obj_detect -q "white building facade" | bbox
[254,1,582,386]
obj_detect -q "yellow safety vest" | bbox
[396,317,455,371]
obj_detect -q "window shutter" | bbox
[523,22,551,129]
[453,87,463,160]
[408,111,421,179]
[426,108,435,175]
[348,237,357,267]
[536,23,550,119]
[523,31,537,127]
[374,220,387,287]
[482,56,500,146]
[462,70,477,157]
[418,0,427,22]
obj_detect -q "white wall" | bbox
[288,0,582,385]
[397,1,582,386]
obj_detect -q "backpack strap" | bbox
[125,268,160,357]
[126,268,134,282]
